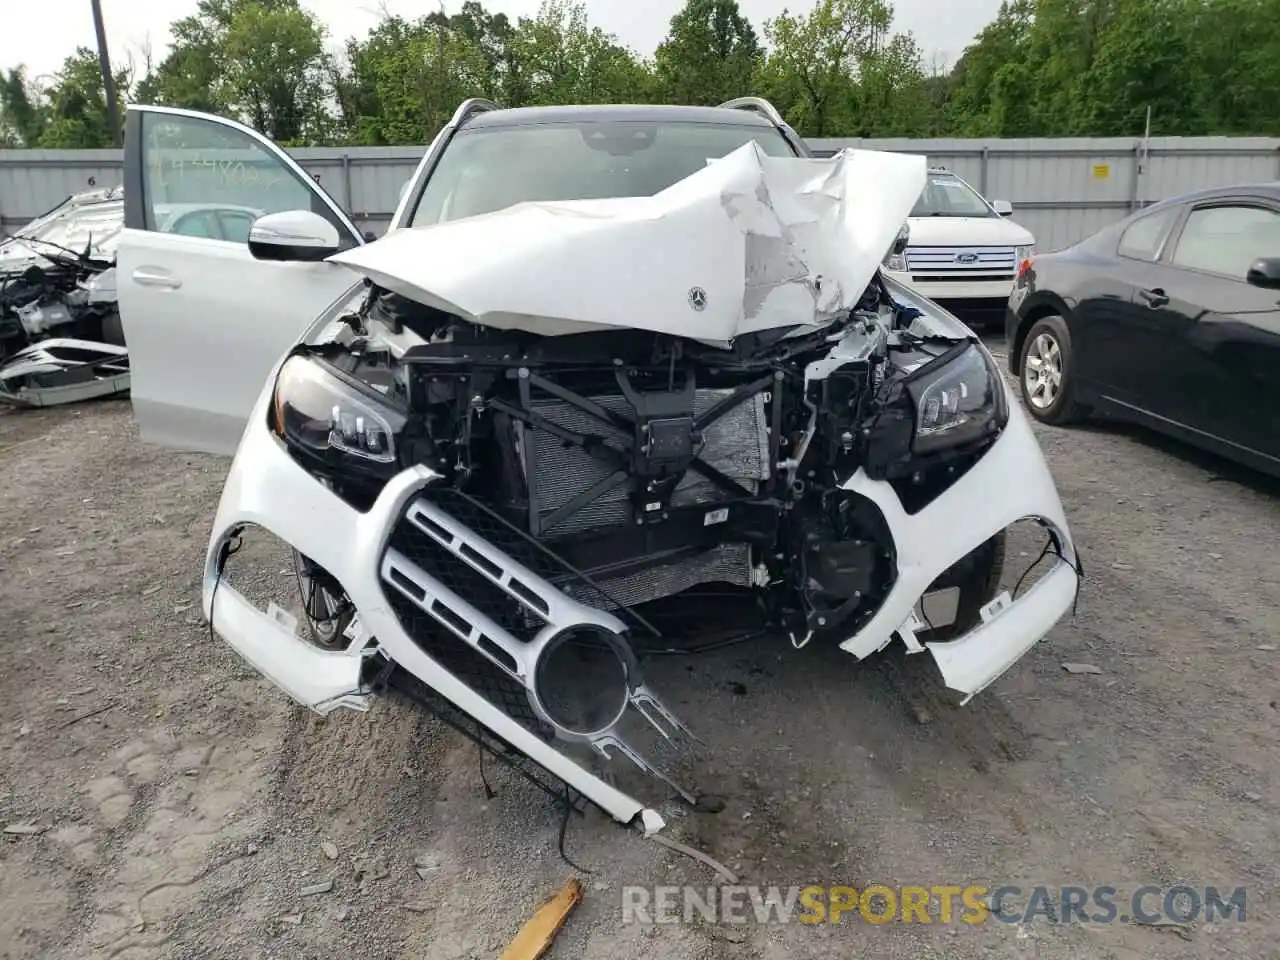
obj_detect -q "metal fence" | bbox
[2,137,1278,250]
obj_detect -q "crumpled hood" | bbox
[0,188,123,274]
[330,143,927,344]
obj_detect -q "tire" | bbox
[292,549,356,649]
[99,309,126,346]
[925,528,1007,642]
[889,530,1009,713]
[1018,314,1085,424]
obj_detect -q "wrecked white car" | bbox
[0,187,129,406]
[117,100,1081,836]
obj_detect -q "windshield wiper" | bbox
[4,234,86,261]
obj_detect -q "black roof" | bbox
[1143,181,1280,211]
[466,103,777,129]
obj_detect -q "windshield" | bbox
[910,173,995,218]
[410,120,797,227]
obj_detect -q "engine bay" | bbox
[279,272,1008,651]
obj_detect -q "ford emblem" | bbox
[956,252,980,264]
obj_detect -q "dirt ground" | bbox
[1,349,1278,960]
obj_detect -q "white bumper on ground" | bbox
[839,381,1079,702]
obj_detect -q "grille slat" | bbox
[906,245,1017,276]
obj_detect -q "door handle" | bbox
[131,268,183,290]
[1139,287,1168,308]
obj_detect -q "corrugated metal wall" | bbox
[2,137,1278,249]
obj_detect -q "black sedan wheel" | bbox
[1019,315,1085,424]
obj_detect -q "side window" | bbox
[217,210,256,244]
[1117,208,1177,262]
[1170,204,1280,280]
[168,210,220,239]
[138,112,355,247]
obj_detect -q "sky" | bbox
[0,0,1004,85]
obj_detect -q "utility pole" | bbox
[90,0,121,146]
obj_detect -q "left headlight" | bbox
[1015,243,1035,263]
[269,353,407,482]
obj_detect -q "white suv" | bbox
[881,167,1035,327]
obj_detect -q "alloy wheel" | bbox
[1024,332,1063,410]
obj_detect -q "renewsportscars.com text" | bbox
[621,884,1247,926]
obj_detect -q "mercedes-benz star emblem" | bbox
[688,286,708,311]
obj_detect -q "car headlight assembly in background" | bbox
[269,353,408,486]
[882,250,909,272]
[863,342,1009,481]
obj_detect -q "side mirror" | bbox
[247,210,340,263]
[891,222,910,256]
[363,230,378,243]
[991,199,1014,216]
[1246,256,1280,289]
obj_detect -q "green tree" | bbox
[0,67,46,147]
[30,49,129,148]
[653,0,761,105]
[137,0,331,143]
[1187,0,1280,135]
[330,14,490,146]
[756,0,927,138]
[511,1,655,105]
[1077,0,1200,135]
[945,0,1033,135]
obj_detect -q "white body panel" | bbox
[905,216,1035,249]
[882,268,1019,302]
[116,105,366,456]
[890,214,1035,304]
[203,365,657,828]
[202,347,1078,825]
[331,144,928,343]
[838,375,1077,700]
[117,231,361,455]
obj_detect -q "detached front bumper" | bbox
[840,383,1080,701]
[203,365,1077,825]
[202,383,667,832]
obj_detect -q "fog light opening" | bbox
[533,626,632,738]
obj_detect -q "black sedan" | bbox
[1005,183,1280,477]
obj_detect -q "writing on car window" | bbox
[138,112,342,242]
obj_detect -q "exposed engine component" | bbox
[0,188,129,407]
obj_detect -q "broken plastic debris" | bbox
[1061,663,1103,675]
[499,877,584,960]
[650,833,739,884]
[3,823,45,835]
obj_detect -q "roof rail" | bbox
[449,98,500,129]
[717,97,786,128]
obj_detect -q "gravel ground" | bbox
[1,351,1277,960]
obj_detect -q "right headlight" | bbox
[907,343,1007,454]
[863,342,1008,480]
[268,353,408,484]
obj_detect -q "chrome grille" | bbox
[906,246,1017,278]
